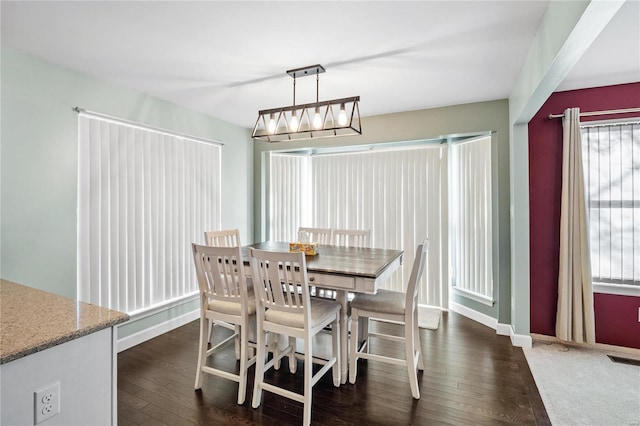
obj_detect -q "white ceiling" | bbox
[1,1,638,129]
[556,0,639,92]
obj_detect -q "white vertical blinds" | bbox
[582,121,640,287]
[450,136,493,302]
[271,146,448,307]
[269,154,310,242]
[77,113,221,314]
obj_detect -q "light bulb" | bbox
[290,113,299,131]
[313,108,323,129]
[338,104,347,126]
[268,114,276,134]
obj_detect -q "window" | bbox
[450,135,493,305]
[268,139,493,309]
[582,120,640,294]
[77,112,222,314]
[269,153,310,242]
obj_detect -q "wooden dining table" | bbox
[241,241,403,383]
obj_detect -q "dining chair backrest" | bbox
[332,229,370,248]
[204,228,241,247]
[298,227,332,245]
[249,248,311,327]
[192,244,250,312]
[405,239,429,315]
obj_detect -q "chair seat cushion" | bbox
[350,289,406,315]
[265,298,340,328]
[208,291,256,316]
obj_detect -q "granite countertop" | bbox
[0,279,129,364]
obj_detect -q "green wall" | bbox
[253,99,511,323]
[507,0,624,337]
[1,49,252,328]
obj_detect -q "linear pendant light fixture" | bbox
[252,64,361,142]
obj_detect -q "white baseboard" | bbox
[449,301,532,348]
[496,323,511,336]
[509,326,532,348]
[117,309,199,352]
[450,301,497,329]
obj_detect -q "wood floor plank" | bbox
[119,400,152,425]
[118,311,550,425]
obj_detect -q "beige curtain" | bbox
[556,107,595,344]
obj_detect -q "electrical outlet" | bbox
[34,382,60,424]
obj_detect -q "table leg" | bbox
[336,290,348,384]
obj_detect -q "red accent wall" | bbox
[594,293,640,348]
[528,82,640,349]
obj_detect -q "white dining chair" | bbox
[297,226,332,244]
[332,228,370,248]
[204,228,241,247]
[315,228,371,300]
[192,243,256,404]
[203,228,243,356]
[250,248,341,426]
[348,239,429,399]
[204,229,285,368]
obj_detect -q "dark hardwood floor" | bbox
[118,312,550,425]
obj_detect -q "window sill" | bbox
[124,292,199,321]
[452,287,495,306]
[593,283,640,297]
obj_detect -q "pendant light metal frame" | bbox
[252,64,362,142]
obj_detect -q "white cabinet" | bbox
[1,328,116,425]
[0,280,128,425]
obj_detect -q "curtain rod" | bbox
[73,107,224,146]
[548,107,640,120]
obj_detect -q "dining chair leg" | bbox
[195,314,208,390]
[405,318,420,399]
[207,319,214,343]
[303,337,313,426]
[348,312,359,384]
[288,336,297,373]
[356,314,368,351]
[267,332,281,370]
[237,323,248,404]
[252,326,267,408]
[234,324,241,360]
[336,290,349,384]
[332,314,341,387]
[414,309,425,371]
[361,316,369,344]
